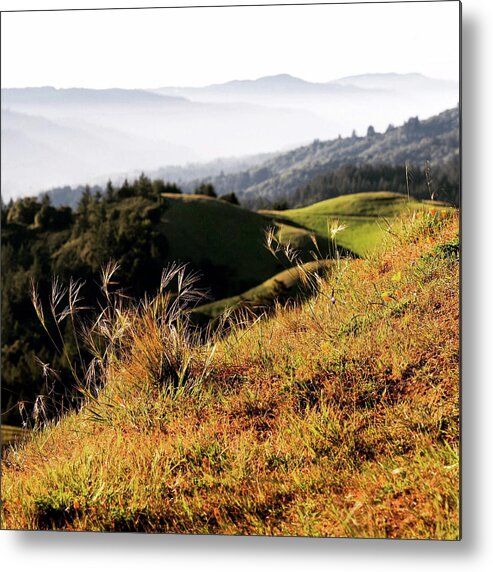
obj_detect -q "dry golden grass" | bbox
[1,209,459,537]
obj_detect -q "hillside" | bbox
[263,192,452,256]
[192,260,333,324]
[192,192,454,323]
[37,106,459,211]
[154,193,327,297]
[1,209,459,537]
[38,153,277,210]
[186,107,459,207]
[1,189,330,425]
[51,192,327,299]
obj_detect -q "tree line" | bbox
[289,159,460,208]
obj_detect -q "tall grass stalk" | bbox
[28,262,214,428]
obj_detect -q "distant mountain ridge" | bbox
[1,108,196,198]
[180,106,459,206]
[153,73,369,97]
[1,73,458,200]
[1,84,333,199]
[151,71,458,158]
[330,72,458,91]
[153,72,457,97]
[2,86,187,106]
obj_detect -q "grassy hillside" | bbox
[263,192,452,256]
[156,193,325,297]
[192,260,332,323]
[1,209,459,537]
[51,193,328,300]
[2,189,333,425]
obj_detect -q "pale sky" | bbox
[0,1,460,89]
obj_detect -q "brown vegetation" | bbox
[1,210,459,537]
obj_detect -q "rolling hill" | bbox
[192,260,333,324]
[153,193,328,298]
[263,192,452,256]
[192,191,455,323]
[46,192,333,301]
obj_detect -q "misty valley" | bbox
[1,73,457,200]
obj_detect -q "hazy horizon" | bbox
[2,70,459,91]
[1,69,459,200]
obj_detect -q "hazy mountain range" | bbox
[40,105,459,211]
[157,105,460,207]
[152,72,457,132]
[1,73,458,200]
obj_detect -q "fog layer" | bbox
[1,73,458,199]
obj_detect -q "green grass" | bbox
[157,193,328,297]
[192,260,332,322]
[263,192,452,256]
[50,193,329,302]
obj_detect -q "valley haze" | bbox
[1,72,458,201]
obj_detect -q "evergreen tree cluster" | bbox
[2,174,245,424]
[290,159,460,208]
[2,175,181,424]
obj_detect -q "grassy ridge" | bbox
[1,209,459,537]
[192,260,332,322]
[193,192,435,321]
[157,193,329,296]
[263,192,451,255]
[51,193,328,300]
